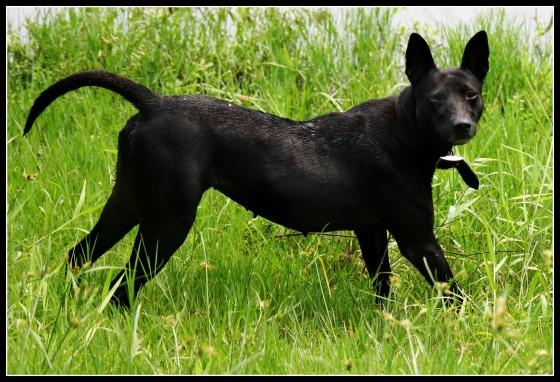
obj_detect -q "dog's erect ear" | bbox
[405,33,436,86]
[461,30,490,82]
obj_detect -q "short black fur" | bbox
[24,31,490,309]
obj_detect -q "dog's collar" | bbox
[436,151,479,190]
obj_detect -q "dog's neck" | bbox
[394,87,452,164]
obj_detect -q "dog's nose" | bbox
[454,121,472,133]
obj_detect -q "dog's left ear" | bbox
[461,30,490,82]
[405,33,436,86]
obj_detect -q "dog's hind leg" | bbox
[67,183,138,271]
[355,228,392,301]
[108,212,198,309]
[108,185,203,309]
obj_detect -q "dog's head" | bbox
[405,31,489,147]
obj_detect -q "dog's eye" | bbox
[430,94,444,103]
[466,91,478,100]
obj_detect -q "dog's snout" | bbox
[449,119,476,144]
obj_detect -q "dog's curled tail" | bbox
[23,71,162,136]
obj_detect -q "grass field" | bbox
[7,7,553,375]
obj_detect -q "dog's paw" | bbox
[109,287,133,311]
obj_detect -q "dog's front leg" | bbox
[394,232,464,305]
[355,228,392,301]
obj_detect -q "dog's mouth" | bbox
[451,135,475,145]
[444,125,476,146]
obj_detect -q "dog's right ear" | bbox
[405,33,436,86]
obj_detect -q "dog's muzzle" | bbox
[451,120,477,145]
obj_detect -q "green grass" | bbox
[7,7,553,375]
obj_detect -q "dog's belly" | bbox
[214,182,378,233]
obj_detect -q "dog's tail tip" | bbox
[23,120,33,136]
[23,104,42,136]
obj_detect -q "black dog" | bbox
[24,31,489,309]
